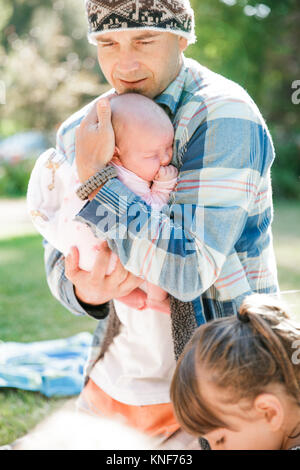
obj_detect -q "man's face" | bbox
[95,30,188,99]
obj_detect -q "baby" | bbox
[27,93,178,314]
[170,294,300,450]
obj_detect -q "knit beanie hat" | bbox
[85,0,196,46]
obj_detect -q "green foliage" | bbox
[188,0,300,200]
[271,142,300,200]
[0,0,109,135]
[0,160,34,198]
[0,0,299,198]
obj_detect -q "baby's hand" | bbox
[154,165,178,182]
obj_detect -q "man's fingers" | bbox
[108,257,143,292]
[106,257,129,285]
[80,101,99,129]
[64,243,144,304]
[119,271,144,295]
[65,246,80,281]
[97,99,112,130]
[90,241,114,281]
[80,92,116,130]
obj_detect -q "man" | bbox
[44,0,279,448]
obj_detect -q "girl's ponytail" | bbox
[238,295,300,404]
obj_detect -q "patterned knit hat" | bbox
[85,0,196,45]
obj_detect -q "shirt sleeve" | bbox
[74,112,274,302]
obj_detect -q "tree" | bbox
[0,0,108,136]
[187,0,300,199]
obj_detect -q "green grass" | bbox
[0,235,96,342]
[0,234,97,446]
[0,389,67,447]
[0,200,299,446]
[273,200,300,316]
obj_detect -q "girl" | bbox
[170,294,300,450]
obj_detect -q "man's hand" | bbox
[75,98,116,182]
[65,243,144,306]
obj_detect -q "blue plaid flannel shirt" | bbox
[44,56,279,350]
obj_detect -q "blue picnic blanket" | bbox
[0,333,93,397]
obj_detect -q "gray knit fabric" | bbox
[85,0,196,45]
[169,295,198,361]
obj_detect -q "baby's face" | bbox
[115,120,174,182]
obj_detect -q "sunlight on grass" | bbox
[0,249,21,265]
[0,235,97,343]
[0,389,66,446]
[0,234,97,446]
[273,200,300,315]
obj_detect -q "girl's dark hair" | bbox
[170,294,300,437]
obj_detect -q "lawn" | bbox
[272,199,300,316]
[0,200,299,446]
[0,234,97,446]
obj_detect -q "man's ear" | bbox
[179,36,188,53]
[254,393,284,432]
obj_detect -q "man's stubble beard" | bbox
[123,88,145,96]
[118,83,158,99]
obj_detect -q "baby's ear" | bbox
[111,147,121,165]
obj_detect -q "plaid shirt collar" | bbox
[155,55,188,117]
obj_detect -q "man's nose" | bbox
[116,48,140,75]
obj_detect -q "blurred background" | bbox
[0,0,299,447]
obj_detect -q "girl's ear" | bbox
[254,393,284,432]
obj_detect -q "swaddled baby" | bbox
[27,93,178,314]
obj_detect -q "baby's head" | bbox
[109,93,174,182]
[170,294,300,450]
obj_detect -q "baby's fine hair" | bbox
[109,92,173,144]
[170,294,300,436]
